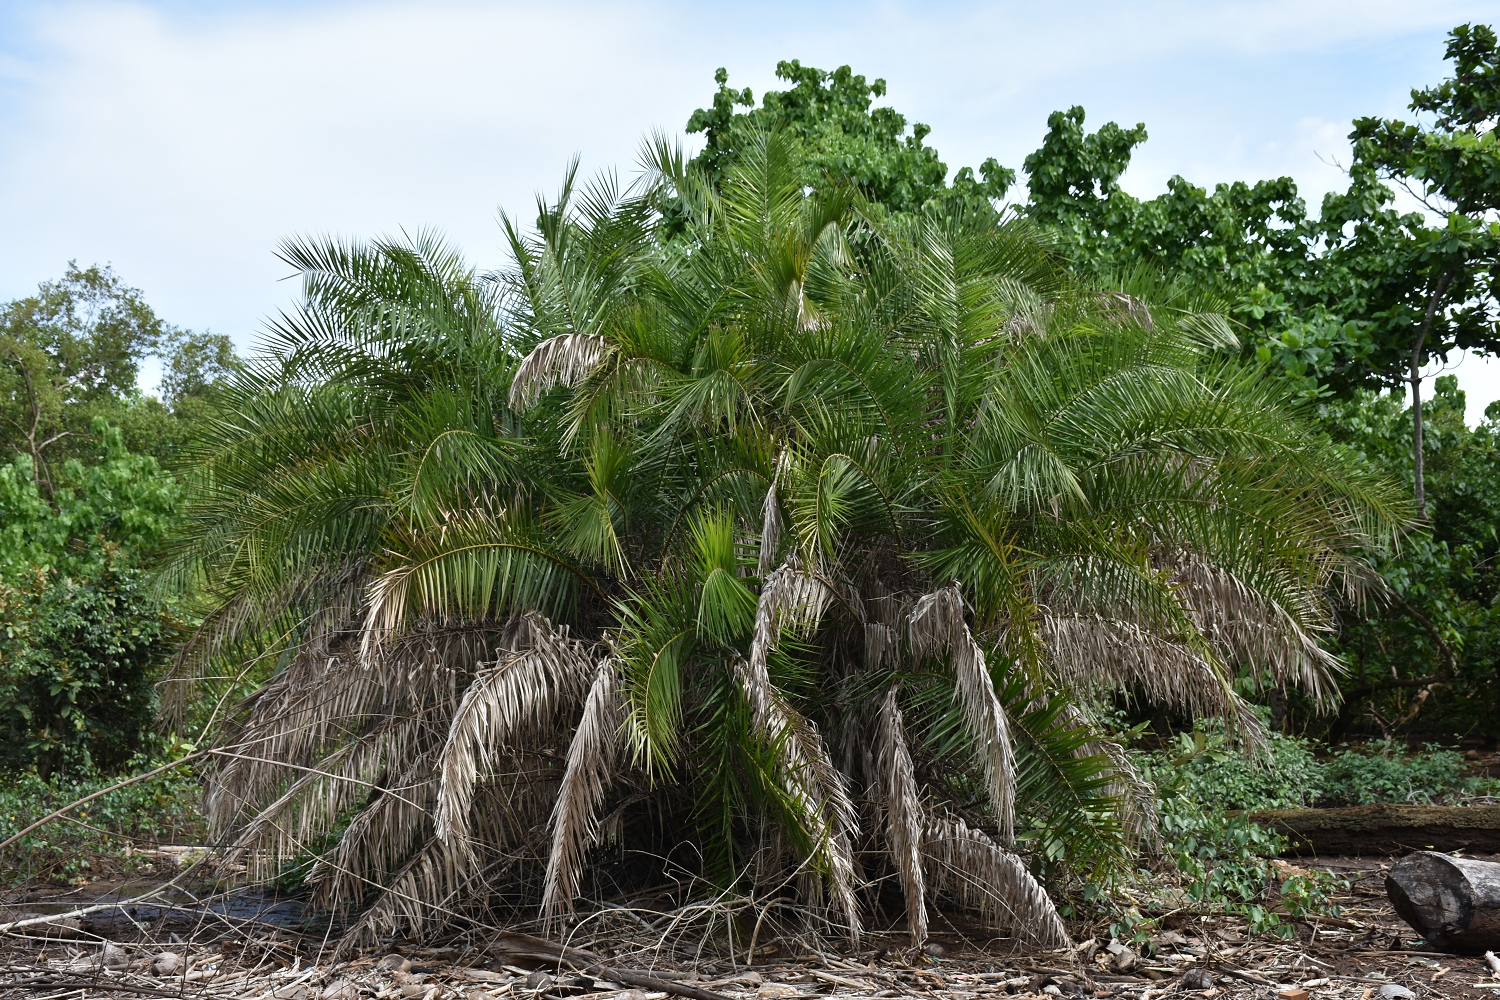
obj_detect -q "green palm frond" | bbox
[173,123,1410,948]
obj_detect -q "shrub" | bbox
[1319,740,1491,805]
[0,425,180,777]
[0,740,204,884]
[0,564,178,776]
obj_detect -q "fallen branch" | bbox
[489,930,734,1000]
[2,977,189,998]
[1213,963,1276,987]
[597,967,735,1000]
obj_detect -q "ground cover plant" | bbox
[0,739,203,886]
[1151,726,1500,811]
[157,127,1407,951]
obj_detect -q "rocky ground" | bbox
[1,855,1495,1000]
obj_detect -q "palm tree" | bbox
[165,130,1406,952]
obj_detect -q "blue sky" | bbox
[2,1,1497,413]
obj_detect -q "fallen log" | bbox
[1244,804,1500,855]
[1386,850,1500,952]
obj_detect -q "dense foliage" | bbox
[687,61,1013,216]
[0,265,234,779]
[0,425,181,776]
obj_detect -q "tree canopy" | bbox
[688,61,1013,216]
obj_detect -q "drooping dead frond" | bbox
[1094,733,1161,851]
[736,657,862,944]
[206,622,490,847]
[864,622,898,671]
[908,584,1016,843]
[159,557,365,730]
[736,561,860,941]
[434,614,594,851]
[541,658,622,926]
[1035,691,1161,852]
[1096,291,1153,330]
[1043,612,1262,740]
[746,562,832,713]
[509,332,611,410]
[760,484,782,578]
[876,687,927,946]
[758,448,791,577]
[923,811,1070,951]
[1163,550,1342,711]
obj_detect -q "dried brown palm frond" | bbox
[541,658,622,926]
[908,584,1016,843]
[509,332,612,410]
[735,656,862,943]
[922,811,1070,951]
[1096,736,1161,851]
[205,623,492,837]
[737,562,860,941]
[875,687,927,946]
[746,562,833,704]
[1162,549,1342,710]
[1042,612,1261,739]
[307,726,449,916]
[1095,291,1154,330]
[864,622,898,670]
[219,711,427,873]
[335,834,461,950]
[759,484,782,578]
[160,557,366,729]
[434,614,594,852]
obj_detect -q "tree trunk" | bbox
[1387,850,1500,952]
[1268,687,1287,733]
[1411,273,1453,520]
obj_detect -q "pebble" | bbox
[1179,968,1212,991]
[321,979,358,1000]
[150,951,183,977]
[757,985,801,999]
[1378,986,1416,1000]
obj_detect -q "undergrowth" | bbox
[0,736,204,885]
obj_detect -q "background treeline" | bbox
[2,27,1497,776]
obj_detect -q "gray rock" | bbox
[524,971,554,991]
[1378,986,1416,1000]
[321,979,358,1000]
[1179,968,1212,991]
[150,952,183,977]
[100,943,129,970]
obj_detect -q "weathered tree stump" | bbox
[1386,850,1500,952]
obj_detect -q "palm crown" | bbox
[165,128,1406,950]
